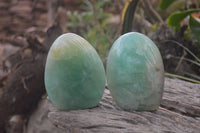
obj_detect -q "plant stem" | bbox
[165,72,200,84]
[163,40,200,63]
[141,0,164,24]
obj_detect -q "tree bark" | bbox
[0,24,62,133]
[26,78,200,133]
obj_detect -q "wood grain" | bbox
[27,78,200,133]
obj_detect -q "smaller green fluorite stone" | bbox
[45,33,106,110]
[106,32,164,111]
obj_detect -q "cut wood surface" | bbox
[27,78,200,133]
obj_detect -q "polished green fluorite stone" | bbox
[45,33,106,110]
[106,32,164,111]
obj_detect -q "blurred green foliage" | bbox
[159,0,175,10]
[67,0,117,60]
[189,15,200,43]
[167,9,200,30]
[160,0,200,44]
[159,0,200,81]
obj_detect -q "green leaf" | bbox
[189,15,200,43]
[167,9,200,30]
[121,0,140,35]
[101,19,110,28]
[95,0,109,9]
[83,12,93,20]
[160,0,175,10]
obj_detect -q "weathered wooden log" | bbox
[0,24,62,133]
[26,78,200,133]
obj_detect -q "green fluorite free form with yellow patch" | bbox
[106,32,164,111]
[45,33,106,110]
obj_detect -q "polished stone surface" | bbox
[106,32,164,111]
[45,33,106,110]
